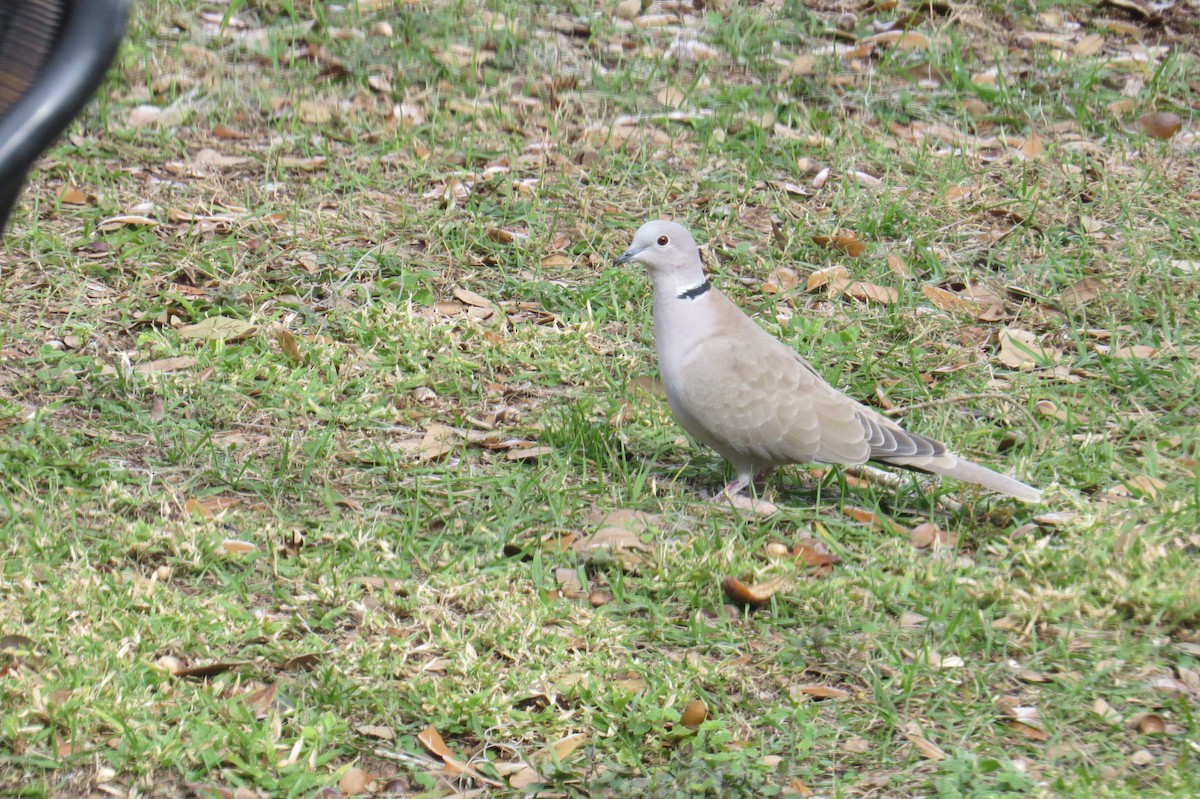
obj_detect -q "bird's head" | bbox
[614,220,707,296]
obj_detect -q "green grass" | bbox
[1,0,1199,797]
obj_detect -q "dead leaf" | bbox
[221,539,256,554]
[1062,277,1104,305]
[58,184,96,205]
[1129,712,1167,734]
[679,699,708,728]
[886,254,915,279]
[339,767,375,796]
[356,724,396,740]
[97,214,158,232]
[555,567,584,597]
[277,329,303,363]
[184,495,240,518]
[910,522,956,549]
[806,265,849,292]
[902,723,947,760]
[506,445,553,461]
[279,155,327,171]
[722,575,788,607]
[762,267,799,294]
[1075,33,1106,56]
[179,316,257,343]
[1018,132,1045,160]
[813,234,867,256]
[243,683,277,719]
[997,328,1060,369]
[453,287,494,308]
[1096,343,1158,359]
[781,54,816,79]
[921,285,1004,320]
[1125,474,1166,498]
[655,87,687,108]
[611,675,647,693]
[414,424,458,462]
[792,538,840,569]
[860,30,931,50]
[793,684,850,700]
[172,660,251,679]
[135,356,198,374]
[845,281,898,304]
[1133,111,1183,140]
[417,727,504,787]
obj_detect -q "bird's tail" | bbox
[886,454,1042,503]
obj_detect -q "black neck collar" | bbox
[677,279,711,300]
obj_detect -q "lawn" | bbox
[1,0,1198,797]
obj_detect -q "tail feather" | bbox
[883,454,1042,503]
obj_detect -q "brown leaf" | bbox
[806,265,849,292]
[902,723,947,760]
[172,660,251,679]
[1133,111,1183,140]
[1018,132,1045,160]
[1062,277,1104,305]
[910,522,956,549]
[792,539,840,568]
[1125,474,1166,498]
[842,506,884,526]
[454,287,494,308]
[97,214,158,232]
[554,567,584,597]
[845,281,898,304]
[485,227,529,244]
[417,727,504,787]
[886,254,915,279]
[339,767,375,796]
[813,234,867,257]
[762,267,799,294]
[58,184,96,205]
[179,316,257,343]
[1006,720,1051,741]
[136,356,198,374]
[279,155,327,171]
[220,539,257,554]
[997,328,1060,369]
[780,54,816,79]
[611,675,647,693]
[277,329,303,364]
[243,683,277,719]
[414,424,459,462]
[860,30,930,50]
[1097,343,1158,359]
[794,684,850,700]
[213,125,248,140]
[722,575,788,607]
[921,285,1004,320]
[679,699,708,728]
[1129,712,1167,734]
[1075,33,1106,56]
[184,495,240,518]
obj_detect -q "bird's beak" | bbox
[614,245,646,267]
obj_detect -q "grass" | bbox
[1,0,1199,797]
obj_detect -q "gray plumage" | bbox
[614,220,1041,503]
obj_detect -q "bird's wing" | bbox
[664,295,874,467]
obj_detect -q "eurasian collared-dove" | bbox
[614,220,1042,503]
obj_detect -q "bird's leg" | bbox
[718,474,751,498]
[714,467,771,501]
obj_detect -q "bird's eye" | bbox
[656,235,669,246]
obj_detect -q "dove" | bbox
[614,220,1042,503]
